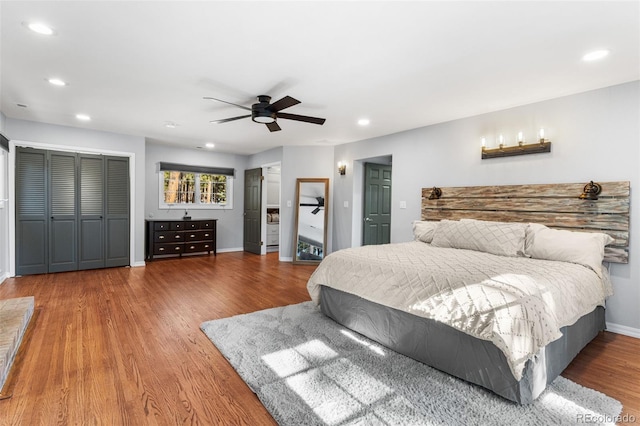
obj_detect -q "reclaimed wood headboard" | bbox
[421,181,630,263]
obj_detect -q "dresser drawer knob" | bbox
[190,234,196,238]
[159,235,165,239]
[175,247,181,251]
[159,248,165,251]
[190,246,195,249]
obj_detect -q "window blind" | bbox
[158,162,235,177]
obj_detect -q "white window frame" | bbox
[158,170,233,210]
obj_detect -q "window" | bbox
[159,169,233,209]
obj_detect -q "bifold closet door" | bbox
[79,155,105,270]
[15,148,48,275]
[104,156,129,268]
[49,151,78,273]
[16,148,130,275]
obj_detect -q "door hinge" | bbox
[260,241,264,245]
[260,176,265,181]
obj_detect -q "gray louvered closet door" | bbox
[16,147,130,275]
[49,151,78,272]
[15,148,48,275]
[79,155,104,270]
[104,156,129,268]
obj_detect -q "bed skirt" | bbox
[319,285,605,404]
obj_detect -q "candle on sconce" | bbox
[498,134,504,148]
[517,131,523,145]
[481,137,486,149]
[539,128,545,142]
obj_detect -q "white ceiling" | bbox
[1,1,638,155]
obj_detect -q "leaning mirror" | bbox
[293,178,329,265]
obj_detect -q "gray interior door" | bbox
[363,162,392,245]
[104,156,130,267]
[15,148,48,275]
[49,151,78,273]
[244,167,262,254]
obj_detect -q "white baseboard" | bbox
[217,247,243,253]
[606,322,640,339]
[131,261,146,268]
[279,256,293,262]
[0,271,9,285]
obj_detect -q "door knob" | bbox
[364,217,372,222]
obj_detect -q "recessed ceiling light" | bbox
[24,21,55,35]
[358,118,370,126]
[47,78,67,86]
[582,49,610,62]
[165,122,177,128]
[205,143,215,148]
[76,114,91,121]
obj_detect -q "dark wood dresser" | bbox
[146,219,217,260]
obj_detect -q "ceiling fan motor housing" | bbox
[252,95,276,123]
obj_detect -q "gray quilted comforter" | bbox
[307,242,611,380]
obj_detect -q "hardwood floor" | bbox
[0,252,638,424]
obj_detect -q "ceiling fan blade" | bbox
[311,207,321,215]
[203,96,251,111]
[269,96,300,112]
[266,121,281,132]
[210,115,251,124]
[277,112,326,125]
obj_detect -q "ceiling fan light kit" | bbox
[206,94,326,132]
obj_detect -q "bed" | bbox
[307,181,630,404]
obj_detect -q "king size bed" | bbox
[307,182,630,404]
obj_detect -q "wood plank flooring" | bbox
[0,252,638,424]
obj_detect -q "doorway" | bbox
[264,165,281,255]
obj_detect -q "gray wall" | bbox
[280,146,334,261]
[333,81,640,332]
[145,142,249,251]
[5,118,146,266]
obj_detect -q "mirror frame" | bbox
[292,178,329,265]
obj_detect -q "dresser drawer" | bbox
[170,221,185,230]
[153,243,183,255]
[185,221,198,230]
[154,221,170,231]
[267,235,279,246]
[184,242,214,253]
[267,224,279,235]
[185,230,213,241]
[199,220,215,229]
[154,231,183,243]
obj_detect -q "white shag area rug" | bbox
[201,302,622,426]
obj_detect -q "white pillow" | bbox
[412,220,438,243]
[431,219,527,257]
[525,223,614,274]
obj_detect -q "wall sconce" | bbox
[481,128,551,159]
[337,161,347,176]
[579,181,602,200]
[428,187,442,200]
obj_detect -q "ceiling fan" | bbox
[204,95,326,132]
[300,197,325,215]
